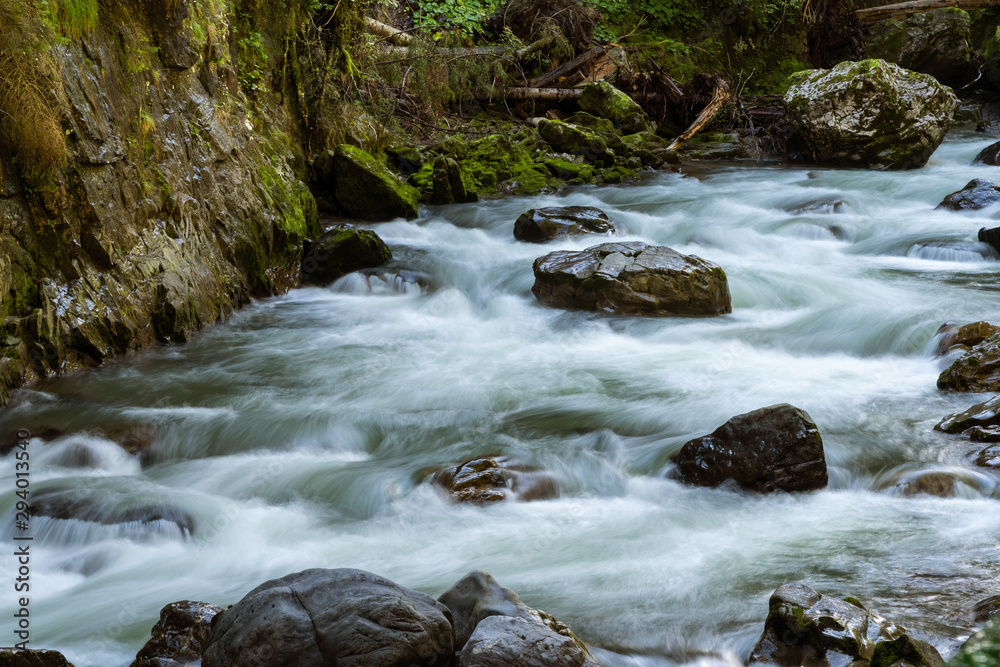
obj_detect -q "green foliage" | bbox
[36,0,98,37]
[413,0,500,38]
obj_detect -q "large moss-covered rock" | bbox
[203,568,455,667]
[431,155,477,205]
[783,59,959,169]
[577,82,653,134]
[513,206,616,243]
[331,144,420,220]
[671,404,828,493]
[749,583,943,666]
[537,120,616,166]
[300,227,392,285]
[946,615,1000,666]
[864,9,972,87]
[938,331,1000,392]
[531,241,731,316]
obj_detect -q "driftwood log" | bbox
[378,36,554,61]
[856,0,1000,24]
[667,80,733,151]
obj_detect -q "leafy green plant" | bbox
[413,0,501,39]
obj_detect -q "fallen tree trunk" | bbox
[528,46,607,89]
[505,87,585,100]
[856,0,1000,24]
[365,17,413,45]
[379,36,554,61]
[667,81,733,151]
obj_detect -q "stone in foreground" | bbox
[131,601,223,667]
[531,241,731,316]
[936,179,1000,210]
[202,568,454,667]
[938,331,1000,392]
[671,404,827,493]
[459,615,597,667]
[301,227,392,285]
[749,583,943,666]
[783,59,958,170]
[513,206,616,243]
[438,570,594,664]
[0,650,75,667]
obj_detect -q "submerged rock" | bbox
[864,8,972,87]
[977,444,1000,468]
[301,227,392,285]
[748,583,944,666]
[938,331,1000,392]
[203,568,454,667]
[531,241,731,317]
[330,144,420,220]
[937,179,1000,210]
[513,206,616,243]
[898,471,958,497]
[935,321,999,356]
[935,394,1000,433]
[30,485,195,535]
[577,81,653,135]
[439,569,595,666]
[783,59,958,169]
[131,601,223,667]
[671,404,828,493]
[431,457,559,504]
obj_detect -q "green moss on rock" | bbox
[332,144,420,221]
[577,82,653,135]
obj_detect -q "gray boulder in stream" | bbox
[936,179,1000,210]
[438,570,597,666]
[202,568,455,667]
[749,583,943,666]
[938,331,1000,392]
[531,241,731,316]
[513,206,617,243]
[864,9,972,87]
[783,59,958,169]
[131,601,223,667]
[671,404,828,493]
[301,227,392,285]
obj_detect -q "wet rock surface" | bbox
[0,650,75,667]
[973,140,1000,166]
[131,601,223,667]
[671,404,828,493]
[459,615,598,667]
[328,144,421,221]
[577,81,653,135]
[203,568,455,667]
[936,394,1000,433]
[938,331,1000,392]
[431,457,559,504]
[30,484,195,534]
[937,179,1000,210]
[531,241,732,316]
[748,583,944,666]
[935,321,999,356]
[783,59,958,169]
[977,444,1000,468]
[513,206,616,243]
[438,570,593,662]
[301,227,392,285]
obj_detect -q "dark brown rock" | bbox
[513,206,616,243]
[974,140,1000,166]
[980,226,1000,255]
[938,332,1000,392]
[203,568,455,667]
[131,601,224,667]
[935,321,1000,356]
[969,426,1000,443]
[936,395,1000,433]
[301,227,392,286]
[977,444,1000,468]
[531,241,731,317]
[975,596,1000,623]
[671,404,827,493]
[937,179,1000,210]
[0,650,75,667]
[899,471,957,497]
[458,615,598,667]
[749,583,943,667]
[431,457,559,504]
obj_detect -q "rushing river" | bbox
[4,129,1000,666]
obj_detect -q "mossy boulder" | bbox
[783,59,959,169]
[301,228,392,285]
[542,157,596,184]
[981,26,1000,89]
[947,615,1000,666]
[460,133,558,197]
[865,8,972,87]
[331,144,420,220]
[577,81,653,134]
[750,583,943,667]
[531,241,731,316]
[671,404,827,493]
[431,155,477,205]
[537,120,617,166]
[938,331,1000,392]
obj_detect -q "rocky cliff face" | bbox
[0,0,320,402]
